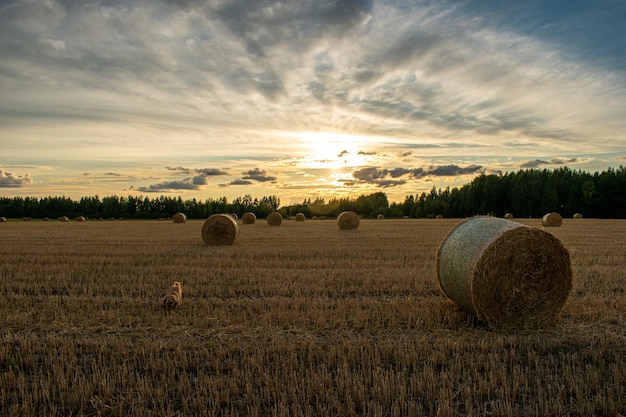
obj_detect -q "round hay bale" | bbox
[542,212,563,227]
[58,216,69,222]
[573,213,583,219]
[337,211,360,230]
[266,212,283,226]
[172,213,187,223]
[230,213,238,219]
[242,212,256,224]
[75,216,86,222]
[202,214,240,246]
[295,212,306,222]
[504,213,514,219]
[436,214,444,219]
[437,217,572,330]
[0,217,6,222]
[377,214,385,219]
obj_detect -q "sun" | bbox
[293,131,372,170]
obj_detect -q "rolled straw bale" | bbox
[0,217,6,222]
[436,214,444,219]
[337,211,360,230]
[58,216,69,222]
[230,213,238,219]
[75,216,86,222]
[172,213,187,223]
[202,214,240,246]
[242,212,256,224]
[542,212,563,227]
[377,214,385,219]
[504,213,514,219]
[267,211,283,226]
[295,213,306,222]
[573,213,583,219]
[437,216,572,330]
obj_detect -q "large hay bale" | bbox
[230,213,238,219]
[58,216,69,222]
[172,213,187,223]
[267,212,283,226]
[542,212,563,227]
[504,213,514,219]
[0,217,6,222]
[75,216,86,222]
[295,213,306,222]
[437,216,572,330]
[436,214,444,219]
[202,214,240,246]
[337,211,360,230]
[242,212,256,224]
[377,214,385,220]
[573,213,583,219]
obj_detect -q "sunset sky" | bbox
[1,0,625,205]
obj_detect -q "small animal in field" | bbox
[163,281,182,309]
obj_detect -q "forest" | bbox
[1,166,625,220]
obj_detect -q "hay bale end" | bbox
[202,214,240,246]
[337,211,360,230]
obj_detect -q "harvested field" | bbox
[1,218,625,416]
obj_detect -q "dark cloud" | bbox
[167,167,228,176]
[228,179,253,186]
[338,150,349,158]
[428,164,483,176]
[351,164,483,187]
[242,168,276,182]
[520,158,578,169]
[137,180,199,192]
[0,169,32,188]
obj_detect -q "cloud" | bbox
[0,169,32,188]
[351,164,483,187]
[242,168,276,182]
[520,158,578,169]
[137,180,199,192]
[227,179,253,186]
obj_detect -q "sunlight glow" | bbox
[291,132,376,170]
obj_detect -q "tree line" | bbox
[1,166,625,220]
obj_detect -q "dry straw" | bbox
[267,212,283,226]
[573,213,583,219]
[202,214,240,245]
[542,212,563,227]
[242,212,256,224]
[172,213,187,223]
[337,211,360,230]
[437,216,572,330]
[295,213,306,222]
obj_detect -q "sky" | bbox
[1,0,625,205]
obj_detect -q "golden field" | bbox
[0,217,625,416]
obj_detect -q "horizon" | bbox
[1,1,625,205]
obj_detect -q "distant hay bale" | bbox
[230,213,238,219]
[266,212,283,226]
[573,213,583,219]
[202,214,240,246]
[242,212,256,224]
[377,214,385,219]
[172,213,187,223]
[437,216,572,330]
[337,211,360,230]
[436,214,444,219]
[504,213,514,219]
[0,217,6,222]
[542,212,563,227]
[75,216,86,222]
[295,213,306,222]
[58,216,69,222]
